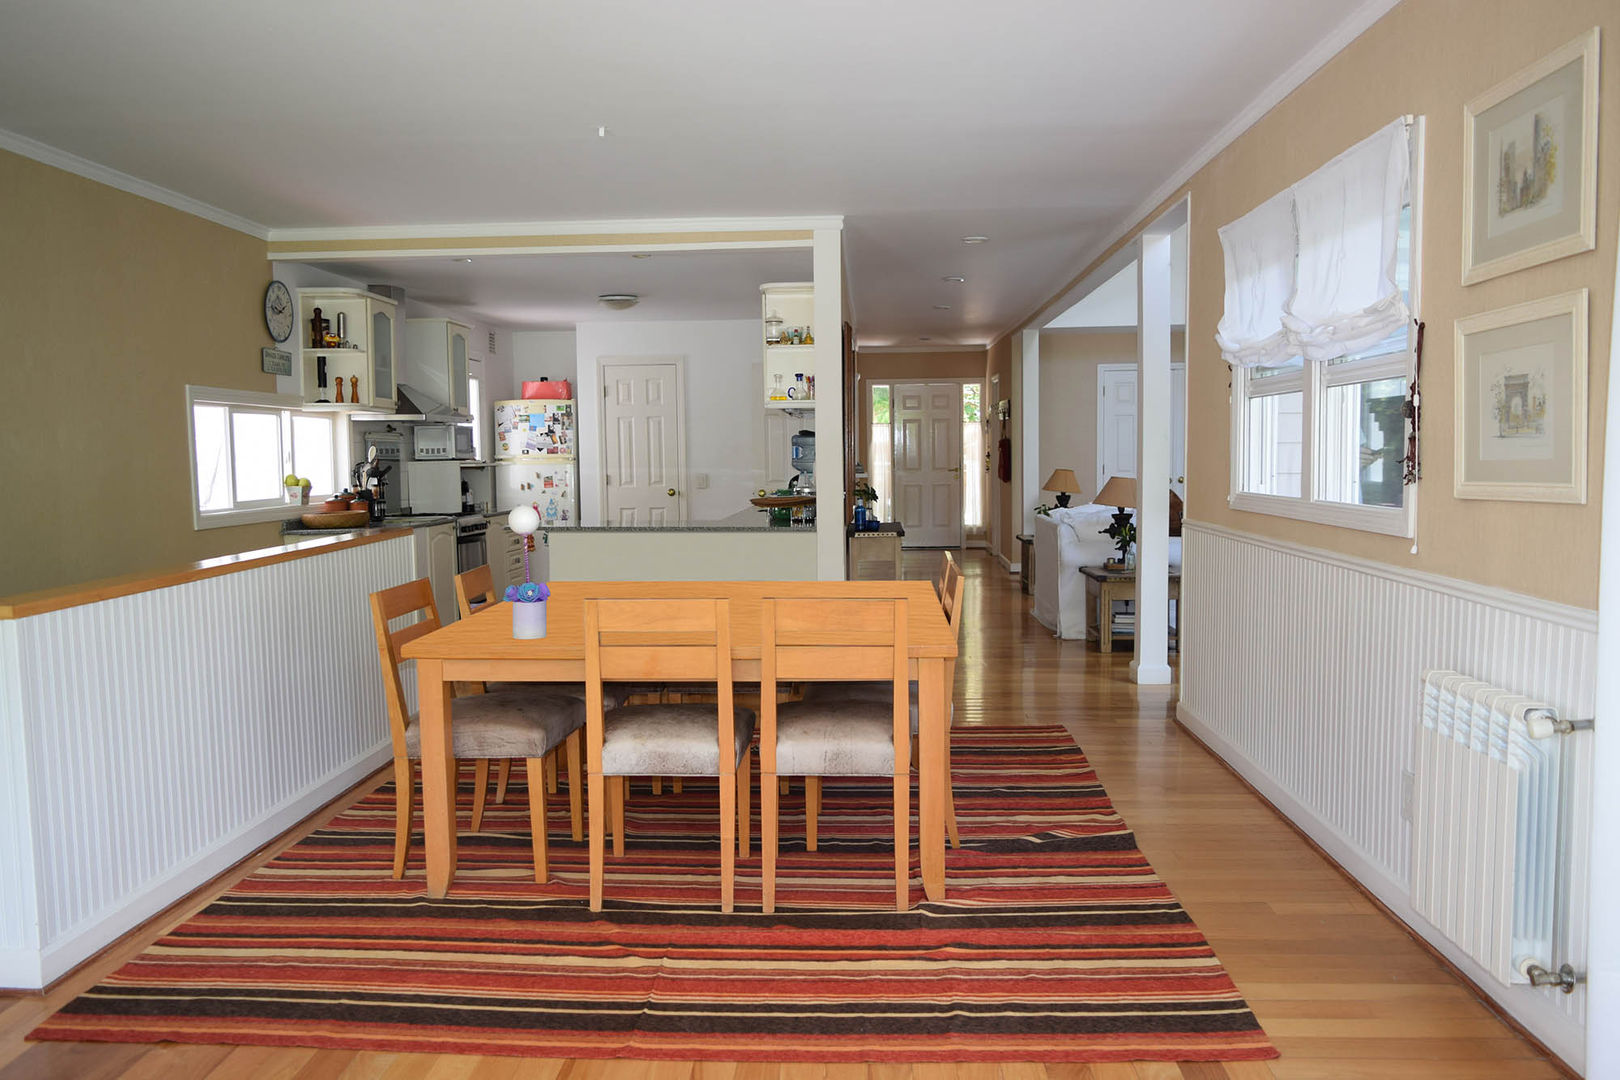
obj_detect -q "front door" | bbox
[892,382,963,547]
[600,359,683,526]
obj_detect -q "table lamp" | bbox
[1094,475,1137,567]
[1042,468,1084,509]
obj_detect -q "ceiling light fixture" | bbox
[943,276,966,284]
[597,293,639,310]
[932,304,952,310]
[962,236,989,244]
[918,336,933,341]
[453,257,473,263]
[597,125,608,137]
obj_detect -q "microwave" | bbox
[414,424,475,460]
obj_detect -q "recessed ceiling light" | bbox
[597,293,639,310]
[943,276,966,284]
[453,257,473,263]
[962,236,989,244]
[631,253,652,259]
[932,304,952,310]
[918,336,933,341]
[597,125,608,138]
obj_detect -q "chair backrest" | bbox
[759,595,910,774]
[454,564,497,619]
[369,578,441,755]
[937,551,961,605]
[582,598,737,775]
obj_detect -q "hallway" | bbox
[0,551,1569,1079]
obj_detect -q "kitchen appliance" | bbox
[414,423,475,460]
[454,514,488,573]
[404,460,463,513]
[494,398,578,527]
[363,431,405,514]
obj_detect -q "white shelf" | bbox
[765,399,817,410]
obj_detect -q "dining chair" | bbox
[797,569,965,848]
[758,595,911,913]
[454,565,635,818]
[371,578,585,882]
[583,597,755,913]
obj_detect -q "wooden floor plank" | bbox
[0,551,1563,1079]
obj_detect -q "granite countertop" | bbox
[281,513,453,537]
[555,507,815,533]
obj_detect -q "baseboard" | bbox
[996,551,1021,574]
[3,744,390,990]
[1174,700,1582,1074]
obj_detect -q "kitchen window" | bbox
[187,386,345,529]
[1223,118,1421,537]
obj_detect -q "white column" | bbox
[1586,231,1620,1075]
[1020,328,1041,537]
[812,227,846,580]
[1132,232,1173,685]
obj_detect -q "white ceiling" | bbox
[316,249,812,328]
[0,0,1381,344]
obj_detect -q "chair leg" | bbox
[611,776,626,858]
[737,751,751,859]
[672,777,683,794]
[762,769,779,914]
[944,729,961,850]
[719,768,737,915]
[805,776,821,852]
[471,759,491,832]
[652,776,663,795]
[495,759,511,805]
[779,776,790,796]
[392,757,414,880]
[545,754,559,795]
[565,729,584,843]
[893,769,910,912]
[588,771,606,912]
[526,756,550,883]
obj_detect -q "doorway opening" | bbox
[868,379,985,546]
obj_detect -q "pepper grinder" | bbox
[335,375,345,404]
[349,375,358,402]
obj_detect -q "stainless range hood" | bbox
[347,383,471,422]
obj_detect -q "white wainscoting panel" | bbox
[1178,521,1596,1070]
[0,535,414,988]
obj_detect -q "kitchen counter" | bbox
[557,508,814,533]
[281,514,453,537]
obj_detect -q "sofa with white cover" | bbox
[1031,504,1182,639]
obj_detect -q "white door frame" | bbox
[889,380,966,548]
[596,355,689,525]
[868,376,986,536]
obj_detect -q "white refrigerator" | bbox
[494,399,577,527]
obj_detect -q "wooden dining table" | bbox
[400,579,958,902]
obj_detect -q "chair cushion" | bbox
[773,699,899,776]
[600,704,756,776]
[404,688,585,760]
[804,680,921,731]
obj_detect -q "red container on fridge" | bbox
[522,379,572,400]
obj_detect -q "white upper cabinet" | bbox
[403,318,472,416]
[760,282,815,409]
[296,288,396,409]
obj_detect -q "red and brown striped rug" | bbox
[31,726,1275,1063]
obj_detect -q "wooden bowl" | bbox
[300,510,370,529]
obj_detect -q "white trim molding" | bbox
[1178,520,1595,1070]
[0,127,270,239]
[267,215,844,244]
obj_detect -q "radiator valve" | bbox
[1519,960,1581,994]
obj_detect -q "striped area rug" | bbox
[31,726,1276,1063]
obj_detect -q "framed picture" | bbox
[1453,290,1588,503]
[1461,28,1599,285]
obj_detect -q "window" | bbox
[962,382,984,532]
[187,387,344,529]
[468,374,484,460]
[1225,118,1420,536]
[868,384,892,522]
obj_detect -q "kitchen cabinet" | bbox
[296,288,397,409]
[760,282,815,409]
[403,318,472,415]
[414,522,457,623]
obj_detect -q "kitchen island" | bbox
[545,508,817,581]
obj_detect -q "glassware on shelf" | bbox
[764,310,784,345]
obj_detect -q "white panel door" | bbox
[1171,363,1187,498]
[892,382,962,547]
[1097,364,1138,488]
[601,361,683,526]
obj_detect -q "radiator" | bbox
[1413,670,1567,987]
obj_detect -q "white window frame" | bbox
[185,385,346,530]
[1228,117,1425,539]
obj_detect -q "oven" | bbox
[455,514,489,574]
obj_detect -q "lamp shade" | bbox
[1042,468,1083,495]
[1095,475,1137,509]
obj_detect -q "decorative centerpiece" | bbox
[505,505,551,639]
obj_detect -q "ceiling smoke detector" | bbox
[597,293,639,310]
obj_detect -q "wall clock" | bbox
[264,280,294,343]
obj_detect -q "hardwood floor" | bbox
[0,549,1567,1080]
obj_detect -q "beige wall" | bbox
[0,150,279,596]
[1014,0,1618,609]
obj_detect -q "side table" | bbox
[1016,533,1033,594]
[1079,564,1182,653]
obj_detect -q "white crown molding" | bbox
[267,239,814,262]
[0,128,269,240]
[1000,0,1403,341]
[267,215,844,243]
[856,344,989,354]
[1182,520,1598,632]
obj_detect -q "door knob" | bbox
[1176,476,1186,483]
[667,488,677,497]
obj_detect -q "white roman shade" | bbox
[1284,118,1411,361]
[1214,189,1296,368]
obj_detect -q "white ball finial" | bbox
[508,505,541,536]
